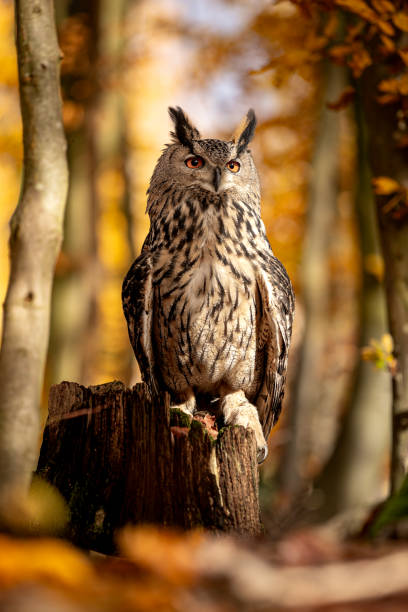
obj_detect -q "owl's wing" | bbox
[122,250,158,395]
[255,256,294,440]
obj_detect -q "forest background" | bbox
[0,0,408,609]
[0,0,401,521]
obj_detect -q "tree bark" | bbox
[0,0,68,501]
[37,381,262,552]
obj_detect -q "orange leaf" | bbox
[193,413,218,439]
[380,35,396,53]
[346,21,366,42]
[306,34,329,52]
[118,526,202,585]
[392,11,408,32]
[382,193,404,214]
[378,74,408,96]
[348,47,372,77]
[372,176,402,195]
[336,0,394,35]
[372,0,396,13]
[375,19,395,36]
[329,44,352,61]
[336,0,377,22]
[326,86,356,110]
[377,93,399,104]
[399,49,408,65]
[323,12,339,38]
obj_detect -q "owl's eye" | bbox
[185,156,204,169]
[226,160,240,173]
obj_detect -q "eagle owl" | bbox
[122,107,294,462]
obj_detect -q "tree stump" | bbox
[37,381,262,552]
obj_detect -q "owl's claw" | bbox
[257,444,268,464]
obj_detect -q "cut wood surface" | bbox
[37,381,262,552]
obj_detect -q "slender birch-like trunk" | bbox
[0,0,68,503]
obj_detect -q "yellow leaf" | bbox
[372,176,402,194]
[364,253,384,281]
[0,536,94,589]
[362,334,396,374]
[381,333,394,354]
[392,11,408,32]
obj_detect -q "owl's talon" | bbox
[257,444,268,464]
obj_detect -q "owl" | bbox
[122,107,294,462]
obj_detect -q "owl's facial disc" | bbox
[181,154,244,193]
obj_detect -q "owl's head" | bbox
[149,107,260,200]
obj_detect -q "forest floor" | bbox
[1,523,408,611]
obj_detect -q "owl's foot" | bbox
[171,393,196,419]
[220,390,268,464]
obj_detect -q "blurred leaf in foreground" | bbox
[361,333,397,375]
[0,536,93,590]
[118,525,202,586]
[0,476,69,536]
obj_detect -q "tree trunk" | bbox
[0,0,68,503]
[81,0,133,384]
[49,1,101,388]
[280,62,349,495]
[37,381,262,552]
[316,97,391,517]
[359,69,408,492]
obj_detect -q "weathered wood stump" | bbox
[37,381,262,552]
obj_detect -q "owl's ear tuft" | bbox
[232,109,257,156]
[168,106,201,147]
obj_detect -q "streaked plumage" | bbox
[122,107,294,462]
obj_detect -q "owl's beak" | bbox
[213,167,222,192]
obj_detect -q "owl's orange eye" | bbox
[185,156,204,169]
[226,160,240,173]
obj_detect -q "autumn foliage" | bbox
[1,0,408,608]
